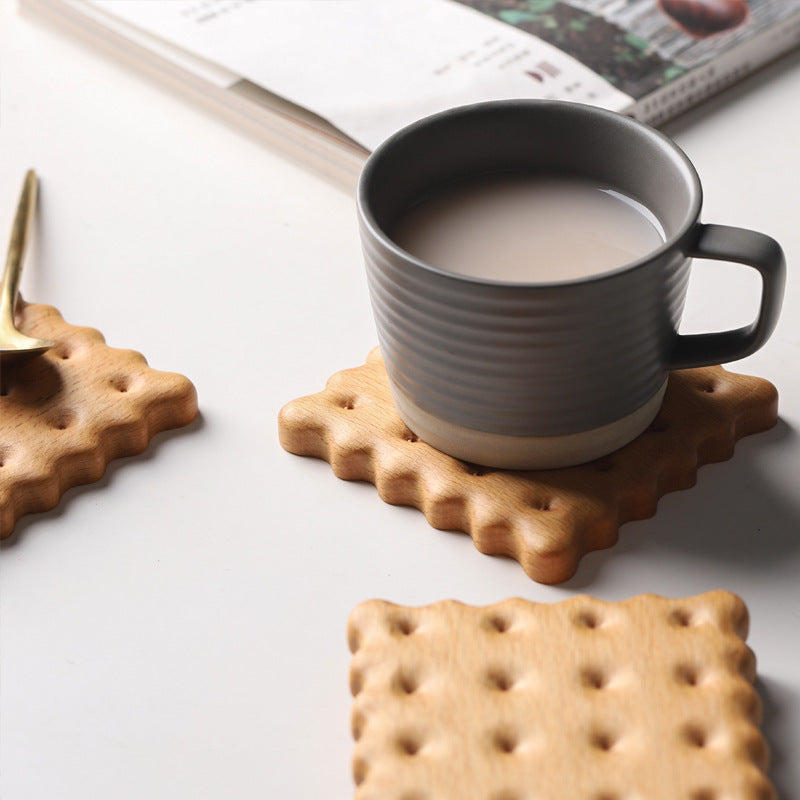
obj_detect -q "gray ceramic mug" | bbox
[358,100,785,469]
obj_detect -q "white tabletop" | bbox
[1,4,799,798]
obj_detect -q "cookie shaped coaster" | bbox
[278,349,777,584]
[0,300,198,538]
[348,592,774,800]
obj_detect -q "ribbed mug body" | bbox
[358,101,703,468]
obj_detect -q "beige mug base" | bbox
[389,379,669,470]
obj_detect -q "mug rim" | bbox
[357,99,704,289]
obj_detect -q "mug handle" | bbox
[668,223,786,370]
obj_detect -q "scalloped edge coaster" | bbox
[0,300,198,538]
[278,348,778,584]
[347,591,774,800]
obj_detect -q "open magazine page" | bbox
[462,0,800,99]
[88,0,632,149]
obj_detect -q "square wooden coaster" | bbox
[348,591,774,800]
[278,348,777,584]
[0,300,198,538]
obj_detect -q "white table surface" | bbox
[1,4,799,798]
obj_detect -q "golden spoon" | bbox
[0,170,54,363]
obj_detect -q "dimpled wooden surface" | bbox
[347,592,773,800]
[0,300,198,538]
[278,348,778,584]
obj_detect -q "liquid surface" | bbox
[391,173,665,282]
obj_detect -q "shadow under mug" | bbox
[357,100,785,469]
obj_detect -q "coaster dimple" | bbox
[0,300,198,537]
[278,348,778,584]
[347,592,774,800]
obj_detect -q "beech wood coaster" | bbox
[278,348,778,584]
[347,591,774,800]
[0,300,198,538]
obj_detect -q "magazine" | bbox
[467,0,800,122]
[20,0,800,187]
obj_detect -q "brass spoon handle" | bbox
[1,170,38,329]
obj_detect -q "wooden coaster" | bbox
[348,591,774,800]
[278,348,778,584]
[0,300,198,538]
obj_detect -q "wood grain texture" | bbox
[0,300,198,538]
[278,348,778,584]
[347,592,774,800]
